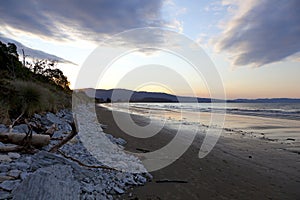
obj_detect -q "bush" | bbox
[11,81,58,116]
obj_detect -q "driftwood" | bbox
[156,179,188,183]
[0,132,50,147]
[0,144,24,152]
[57,150,118,171]
[49,122,77,153]
[136,148,151,153]
[45,124,57,136]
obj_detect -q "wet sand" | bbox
[96,106,300,200]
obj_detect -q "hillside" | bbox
[0,40,71,124]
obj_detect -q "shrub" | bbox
[11,81,56,116]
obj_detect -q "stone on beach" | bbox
[0,180,21,191]
[0,155,12,163]
[0,108,150,199]
[12,165,80,200]
[8,153,20,159]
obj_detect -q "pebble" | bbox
[0,175,14,183]
[0,155,12,163]
[0,190,11,199]
[0,180,21,191]
[7,169,22,178]
[113,186,125,194]
[8,152,21,159]
[52,130,64,139]
[12,124,29,133]
[0,164,10,172]
[20,172,30,180]
[13,162,30,171]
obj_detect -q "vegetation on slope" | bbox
[0,41,71,124]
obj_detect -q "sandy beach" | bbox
[96,106,300,200]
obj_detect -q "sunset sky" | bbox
[0,0,299,99]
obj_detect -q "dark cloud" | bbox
[216,0,300,67]
[0,0,164,41]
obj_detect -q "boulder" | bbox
[12,164,80,200]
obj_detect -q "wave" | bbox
[129,103,300,121]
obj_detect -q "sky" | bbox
[0,0,299,99]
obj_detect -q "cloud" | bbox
[215,0,300,67]
[0,34,75,64]
[0,0,165,42]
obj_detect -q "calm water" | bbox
[129,102,300,121]
[101,102,300,143]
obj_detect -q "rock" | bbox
[25,156,32,165]
[0,125,8,133]
[34,113,42,120]
[105,134,127,146]
[52,130,64,139]
[82,182,94,193]
[12,124,29,133]
[0,180,21,191]
[7,169,22,178]
[113,186,125,194]
[115,138,127,146]
[0,155,12,163]
[0,175,14,183]
[59,123,72,133]
[94,183,105,193]
[20,172,30,180]
[46,113,64,125]
[13,162,30,171]
[0,142,5,147]
[12,164,81,200]
[0,190,11,199]
[135,175,147,185]
[0,164,10,172]
[8,152,21,159]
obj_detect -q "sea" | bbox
[100,102,300,144]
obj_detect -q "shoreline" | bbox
[96,105,300,199]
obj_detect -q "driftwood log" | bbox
[0,144,24,152]
[0,132,50,147]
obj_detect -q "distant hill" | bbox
[83,88,215,103]
[228,98,300,103]
[82,88,300,103]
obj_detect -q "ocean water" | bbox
[101,102,300,143]
[129,102,300,121]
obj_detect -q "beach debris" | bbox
[155,179,188,183]
[286,138,295,141]
[136,148,151,153]
[0,132,50,148]
[100,124,108,129]
[0,108,150,199]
